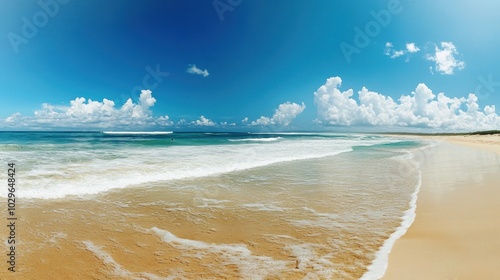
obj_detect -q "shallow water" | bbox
[0,132,424,279]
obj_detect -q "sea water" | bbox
[0,131,426,279]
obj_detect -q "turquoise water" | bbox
[0,131,421,200]
[0,131,363,147]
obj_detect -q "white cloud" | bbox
[192,115,215,126]
[384,42,404,58]
[392,50,405,58]
[384,42,394,56]
[241,117,249,123]
[2,90,173,129]
[426,42,465,75]
[250,102,306,126]
[406,43,420,53]
[385,42,404,58]
[314,76,500,131]
[187,64,209,77]
[177,119,188,126]
[250,116,271,126]
[385,42,420,60]
[156,115,174,126]
[5,112,21,123]
[220,121,236,126]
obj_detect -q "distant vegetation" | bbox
[469,130,500,135]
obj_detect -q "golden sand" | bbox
[384,135,500,280]
[2,154,412,280]
[1,189,381,279]
[5,135,494,279]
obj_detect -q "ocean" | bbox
[0,131,426,279]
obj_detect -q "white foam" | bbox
[360,150,423,280]
[289,219,344,229]
[228,137,282,142]
[82,240,176,279]
[289,208,343,229]
[0,137,402,199]
[150,227,289,279]
[193,198,230,208]
[48,232,67,244]
[165,207,188,212]
[204,132,229,135]
[82,241,133,278]
[251,132,354,136]
[102,131,173,135]
[242,203,287,212]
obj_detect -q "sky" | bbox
[1,0,500,131]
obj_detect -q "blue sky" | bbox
[1,0,500,131]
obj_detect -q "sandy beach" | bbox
[2,133,498,279]
[1,139,418,280]
[384,135,500,279]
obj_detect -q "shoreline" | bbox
[3,133,498,279]
[383,135,500,279]
[2,139,414,279]
[361,147,426,280]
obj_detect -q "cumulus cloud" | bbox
[241,117,249,124]
[5,112,21,123]
[406,43,420,53]
[426,42,465,75]
[384,42,403,58]
[174,116,219,127]
[156,115,174,126]
[385,42,420,59]
[314,76,500,131]
[187,64,209,77]
[250,102,306,126]
[2,90,174,129]
[250,116,271,126]
[192,115,216,126]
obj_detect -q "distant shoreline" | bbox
[378,130,500,136]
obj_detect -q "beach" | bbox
[383,135,500,279]
[1,132,499,279]
[0,132,422,279]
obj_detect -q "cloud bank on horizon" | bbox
[3,90,173,129]
[249,102,306,127]
[314,77,500,130]
[191,115,215,126]
[0,90,306,129]
[2,77,499,131]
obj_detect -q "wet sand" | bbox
[384,135,500,279]
[2,152,416,279]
